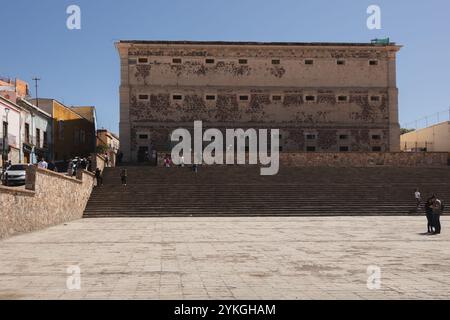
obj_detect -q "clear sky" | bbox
[1,0,449,134]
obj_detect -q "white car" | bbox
[4,164,29,186]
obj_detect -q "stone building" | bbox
[116,40,402,162]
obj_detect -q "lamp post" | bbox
[2,108,10,170]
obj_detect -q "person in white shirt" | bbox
[38,158,48,170]
[414,189,421,210]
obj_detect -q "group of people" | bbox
[68,157,92,176]
[415,189,445,235]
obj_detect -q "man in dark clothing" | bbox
[432,197,443,235]
[95,168,103,187]
[425,196,435,234]
[120,168,127,186]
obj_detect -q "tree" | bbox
[400,128,415,135]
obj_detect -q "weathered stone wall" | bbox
[0,167,95,240]
[117,41,401,161]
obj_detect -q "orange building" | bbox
[32,99,96,161]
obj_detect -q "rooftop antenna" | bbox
[32,77,41,108]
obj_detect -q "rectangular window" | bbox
[339,135,349,140]
[2,121,7,139]
[337,95,348,102]
[205,58,215,64]
[272,59,280,65]
[138,134,149,140]
[36,128,41,147]
[306,146,316,152]
[138,94,149,101]
[305,95,316,102]
[271,95,282,102]
[58,120,64,141]
[25,123,30,143]
[238,59,248,65]
[172,95,183,101]
[205,95,216,101]
[339,146,349,152]
[372,135,382,140]
[137,57,149,64]
[305,59,314,65]
[370,96,381,102]
[172,58,182,64]
[337,60,346,65]
[372,146,382,152]
[369,60,379,66]
[306,134,317,140]
[239,95,249,101]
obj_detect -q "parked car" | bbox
[3,164,29,186]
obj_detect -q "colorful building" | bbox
[33,99,96,161]
[96,129,120,166]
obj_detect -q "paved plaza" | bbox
[0,216,449,300]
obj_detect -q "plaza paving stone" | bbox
[0,217,449,300]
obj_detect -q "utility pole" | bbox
[32,77,41,108]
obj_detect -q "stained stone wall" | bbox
[0,167,95,240]
[117,41,402,162]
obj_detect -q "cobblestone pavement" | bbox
[0,217,449,300]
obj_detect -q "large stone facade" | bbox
[116,41,402,162]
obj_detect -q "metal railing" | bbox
[402,107,450,130]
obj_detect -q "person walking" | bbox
[95,168,103,187]
[414,189,422,211]
[432,196,443,235]
[425,196,435,234]
[120,168,127,186]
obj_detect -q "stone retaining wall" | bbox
[279,152,449,167]
[0,166,95,240]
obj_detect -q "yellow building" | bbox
[401,121,450,152]
[33,99,96,161]
[97,129,120,166]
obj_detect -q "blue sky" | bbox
[1,0,449,134]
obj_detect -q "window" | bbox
[2,121,7,139]
[337,60,346,65]
[80,129,86,144]
[205,58,215,64]
[339,146,349,152]
[305,95,316,103]
[337,95,348,102]
[306,146,316,152]
[272,59,280,65]
[205,95,216,101]
[138,134,149,140]
[137,57,149,64]
[306,134,317,140]
[172,58,182,64]
[138,94,149,101]
[372,146,382,152]
[339,135,349,140]
[372,135,382,140]
[238,59,248,65]
[271,95,283,102]
[239,95,249,101]
[58,120,64,140]
[305,59,314,65]
[36,128,41,147]
[172,94,183,101]
[43,131,48,148]
[369,60,379,66]
[370,96,381,102]
[25,123,30,143]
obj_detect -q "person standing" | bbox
[425,196,435,234]
[414,189,422,210]
[95,168,103,187]
[432,196,443,235]
[120,168,127,186]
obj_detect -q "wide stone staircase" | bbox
[83,166,450,217]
